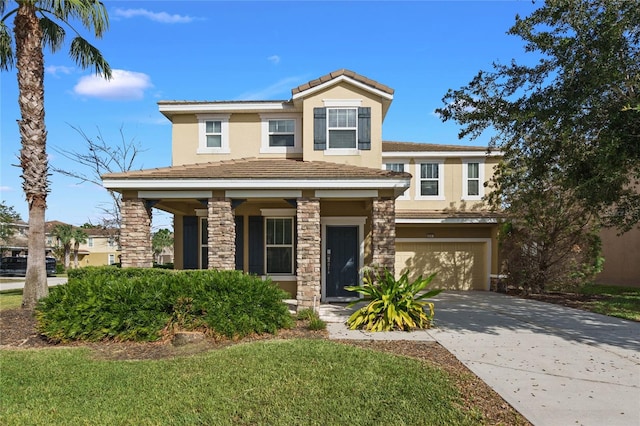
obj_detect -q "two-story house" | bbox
[102,70,502,309]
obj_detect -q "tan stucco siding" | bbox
[596,227,640,287]
[301,83,384,168]
[394,157,499,212]
[171,112,303,165]
[171,115,199,166]
[396,225,494,239]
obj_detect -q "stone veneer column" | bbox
[207,198,235,270]
[120,198,153,268]
[371,197,396,274]
[296,198,321,311]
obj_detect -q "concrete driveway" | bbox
[321,291,640,426]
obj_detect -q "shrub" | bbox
[36,267,293,342]
[345,268,441,332]
[296,307,326,330]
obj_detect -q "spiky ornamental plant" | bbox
[0,1,111,309]
[345,268,441,332]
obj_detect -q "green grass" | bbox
[0,339,480,425]
[579,284,640,321]
[0,289,23,310]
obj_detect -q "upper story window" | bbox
[88,237,93,248]
[328,108,357,149]
[384,162,409,200]
[462,160,484,200]
[416,161,445,200]
[260,114,302,153]
[269,120,295,147]
[197,114,230,154]
[313,105,371,153]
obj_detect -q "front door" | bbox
[326,226,359,299]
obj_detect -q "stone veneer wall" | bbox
[120,198,153,268]
[296,198,321,310]
[207,198,236,270]
[371,197,396,274]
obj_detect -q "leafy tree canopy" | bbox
[437,0,640,232]
[0,201,21,223]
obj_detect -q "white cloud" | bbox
[73,69,153,100]
[267,55,280,65]
[46,65,74,77]
[236,76,305,100]
[0,186,13,192]
[114,8,196,24]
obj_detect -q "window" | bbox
[385,162,409,199]
[260,115,301,153]
[108,254,115,265]
[416,161,444,200]
[328,108,357,149]
[200,218,208,269]
[88,237,93,248]
[313,106,370,152]
[385,163,405,173]
[265,217,293,274]
[197,114,230,154]
[269,120,295,147]
[205,120,222,148]
[462,160,484,200]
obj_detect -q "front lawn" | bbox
[0,289,22,310]
[578,284,640,321]
[1,339,481,425]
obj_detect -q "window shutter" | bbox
[182,216,198,270]
[358,107,371,150]
[313,107,327,150]
[235,216,244,271]
[248,216,264,275]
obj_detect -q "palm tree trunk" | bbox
[15,2,49,309]
[74,242,79,268]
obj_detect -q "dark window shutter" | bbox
[248,216,264,275]
[183,216,198,270]
[235,216,244,271]
[358,107,371,150]
[313,107,327,150]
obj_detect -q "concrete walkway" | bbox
[319,291,640,426]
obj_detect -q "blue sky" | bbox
[0,0,540,230]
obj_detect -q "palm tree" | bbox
[71,227,88,268]
[52,223,73,269]
[0,1,111,309]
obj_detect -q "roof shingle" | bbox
[291,69,394,96]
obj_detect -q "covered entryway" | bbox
[395,238,490,290]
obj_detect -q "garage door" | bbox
[395,241,488,290]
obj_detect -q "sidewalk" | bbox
[318,292,640,426]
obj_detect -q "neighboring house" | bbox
[0,219,29,256]
[45,221,121,267]
[102,69,502,309]
[595,227,640,288]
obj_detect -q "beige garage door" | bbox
[395,241,488,290]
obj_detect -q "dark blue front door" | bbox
[326,226,358,298]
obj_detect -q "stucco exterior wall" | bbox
[393,157,500,212]
[595,227,640,287]
[301,83,383,168]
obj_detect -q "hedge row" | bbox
[36,267,293,342]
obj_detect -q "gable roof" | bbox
[291,69,394,97]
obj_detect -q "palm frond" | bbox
[0,20,13,70]
[39,16,65,53]
[40,0,109,37]
[69,35,111,78]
